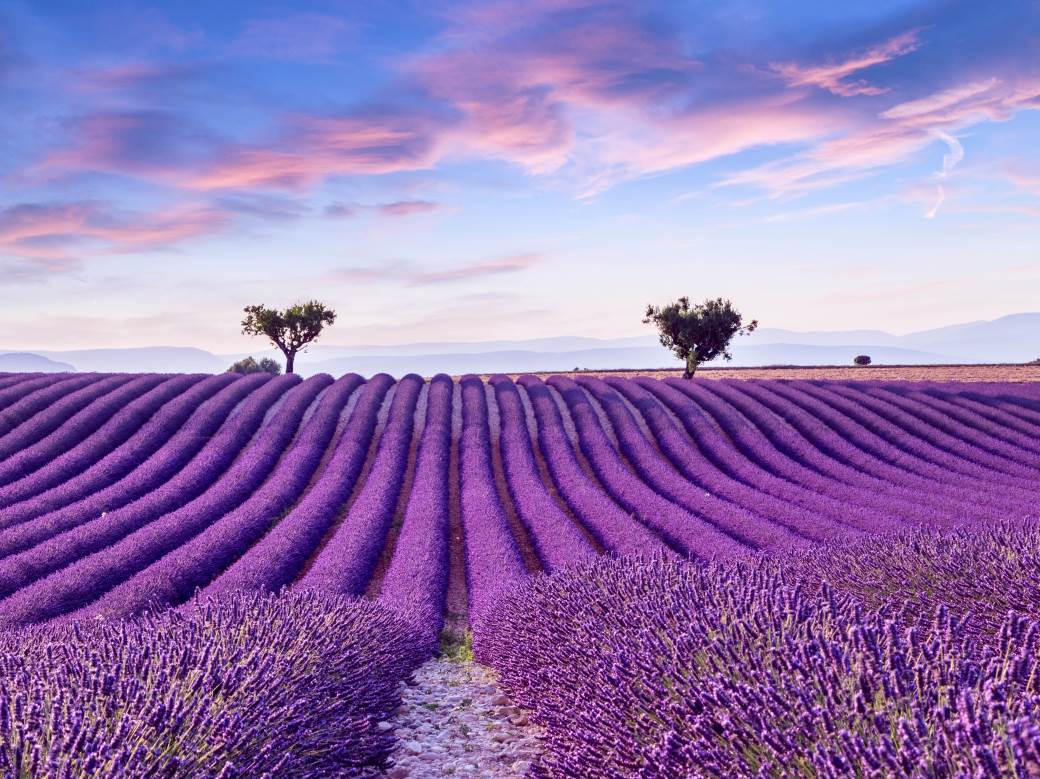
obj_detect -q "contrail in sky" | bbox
[925,131,964,218]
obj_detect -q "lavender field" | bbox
[1,369,1039,776]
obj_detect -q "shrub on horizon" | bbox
[854,354,872,366]
[227,356,282,375]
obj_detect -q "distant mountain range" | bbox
[2,313,1038,376]
[0,353,75,373]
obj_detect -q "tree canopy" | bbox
[241,301,337,374]
[643,296,757,378]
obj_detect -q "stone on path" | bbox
[382,657,542,777]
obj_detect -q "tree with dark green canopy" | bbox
[241,301,337,374]
[643,297,757,378]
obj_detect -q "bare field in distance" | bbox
[483,363,1040,383]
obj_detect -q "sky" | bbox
[0,0,1038,352]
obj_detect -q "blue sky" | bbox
[1,0,1038,351]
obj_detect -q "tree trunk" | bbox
[285,350,296,374]
[683,354,698,379]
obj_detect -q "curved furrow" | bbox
[0,374,128,462]
[574,376,818,549]
[546,376,749,560]
[821,381,1040,484]
[484,383,543,575]
[624,378,908,535]
[0,375,70,411]
[0,374,266,549]
[0,374,327,626]
[0,374,203,507]
[0,374,232,525]
[900,384,1040,457]
[203,374,394,596]
[297,375,424,597]
[0,374,294,599]
[457,375,527,622]
[707,380,1016,521]
[0,374,34,395]
[974,390,1040,426]
[747,379,988,494]
[664,379,971,529]
[378,374,453,646]
[596,376,893,539]
[856,383,1040,472]
[934,386,1040,441]
[765,380,1039,515]
[0,374,168,489]
[62,374,362,621]
[0,374,96,433]
[791,381,1040,503]
[491,376,597,571]
[516,377,667,558]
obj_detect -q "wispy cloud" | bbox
[11,0,1040,221]
[183,113,443,191]
[324,202,357,219]
[771,30,921,97]
[762,201,866,223]
[329,253,542,286]
[409,253,540,283]
[924,130,964,218]
[0,201,230,261]
[376,200,440,217]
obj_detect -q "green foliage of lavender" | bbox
[476,525,1040,778]
[0,591,425,778]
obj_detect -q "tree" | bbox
[227,356,282,375]
[241,301,337,374]
[643,296,758,379]
[853,354,872,366]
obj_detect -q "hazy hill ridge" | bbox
[2,313,1037,375]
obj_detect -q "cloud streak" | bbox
[330,253,542,286]
[771,30,921,97]
[0,201,230,261]
[376,200,440,217]
[924,130,964,219]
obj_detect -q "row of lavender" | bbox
[1,591,427,777]
[0,369,1039,776]
[475,524,1040,776]
[0,371,1037,632]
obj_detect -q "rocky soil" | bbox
[380,657,542,777]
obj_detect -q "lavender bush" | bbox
[476,525,1040,777]
[0,591,425,778]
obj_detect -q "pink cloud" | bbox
[23,2,1040,212]
[35,111,216,182]
[1003,166,1040,193]
[771,30,922,97]
[184,114,441,191]
[0,201,230,261]
[73,62,214,94]
[720,74,1040,197]
[376,200,440,217]
[880,78,1040,129]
